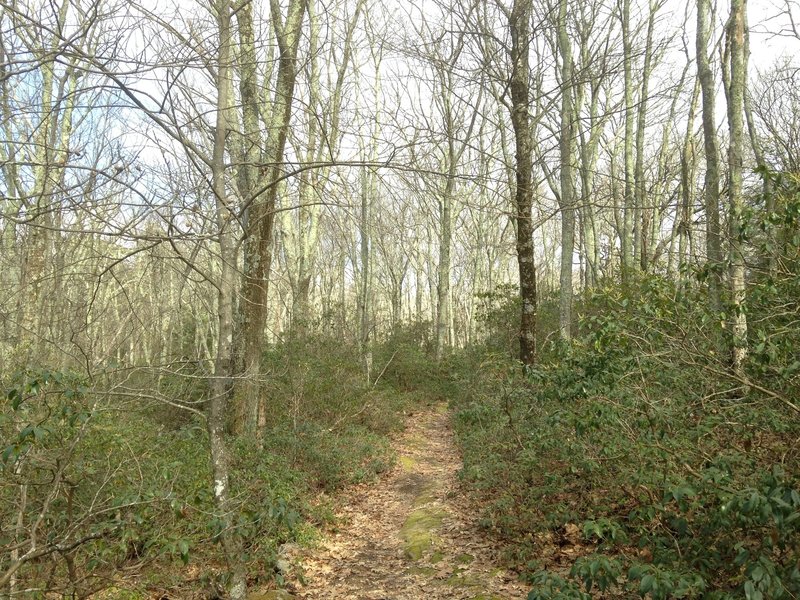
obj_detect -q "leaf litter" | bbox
[284,405,527,599]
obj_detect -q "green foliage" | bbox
[627,564,707,599]
[474,284,522,357]
[263,421,392,490]
[2,368,90,461]
[449,271,800,598]
[526,571,591,600]
[1,330,428,596]
[377,323,440,393]
[570,555,622,593]
[581,519,627,545]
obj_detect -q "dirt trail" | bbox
[286,405,527,600]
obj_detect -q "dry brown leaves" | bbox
[286,405,527,600]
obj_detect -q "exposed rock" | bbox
[274,558,291,575]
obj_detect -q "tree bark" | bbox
[557,0,575,342]
[358,166,373,381]
[210,1,246,596]
[233,0,307,435]
[577,77,604,288]
[697,0,723,313]
[358,53,382,381]
[507,0,538,366]
[726,0,749,376]
[435,178,452,361]
[634,1,657,271]
[674,79,700,280]
[621,0,635,279]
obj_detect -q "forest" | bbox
[1,0,799,597]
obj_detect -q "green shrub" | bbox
[450,274,800,598]
[1,329,427,596]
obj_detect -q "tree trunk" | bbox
[674,79,701,280]
[507,0,538,366]
[697,0,723,313]
[558,0,575,342]
[288,0,363,334]
[210,1,246,596]
[726,0,749,376]
[578,82,604,288]
[621,0,635,279]
[358,166,373,381]
[436,145,454,362]
[233,0,307,435]
[635,2,657,271]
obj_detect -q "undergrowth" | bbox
[0,330,432,598]
[450,273,800,599]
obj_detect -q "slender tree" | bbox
[233,0,308,435]
[208,0,247,596]
[557,0,575,341]
[697,0,723,313]
[634,0,659,271]
[620,0,635,278]
[726,0,749,375]
[505,0,538,365]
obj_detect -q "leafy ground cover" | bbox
[0,334,426,598]
[449,275,800,599]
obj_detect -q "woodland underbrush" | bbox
[0,331,433,598]
[450,274,800,599]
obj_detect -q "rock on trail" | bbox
[283,404,526,600]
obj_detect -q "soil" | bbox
[283,404,527,600]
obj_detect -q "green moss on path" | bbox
[400,505,447,560]
[292,406,526,599]
[399,455,417,471]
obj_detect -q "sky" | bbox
[746,0,800,62]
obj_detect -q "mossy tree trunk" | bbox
[726,0,749,376]
[233,0,307,436]
[505,0,538,366]
[697,0,723,315]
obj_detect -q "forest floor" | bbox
[280,403,527,600]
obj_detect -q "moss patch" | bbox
[456,553,475,565]
[406,565,437,576]
[406,433,428,450]
[412,488,437,507]
[399,455,417,472]
[400,506,447,560]
[445,570,481,587]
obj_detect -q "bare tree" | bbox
[725,0,749,376]
[620,0,635,277]
[504,0,539,366]
[557,0,575,341]
[697,0,723,312]
[233,0,308,435]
